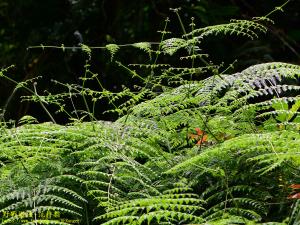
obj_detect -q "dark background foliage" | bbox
[0,0,300,123]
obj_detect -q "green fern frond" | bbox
[80,44,92,60]
[132,42,152,59]
[106,44,120,61]
[184,19,267,40]
[95,191,204,225]
[161,38,187,55]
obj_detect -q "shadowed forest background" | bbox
[1,0,300,123]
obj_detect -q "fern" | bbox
[1,2,298,224]
[105,44,120,61]
[184,19,268,40]
[95,187,204,225]
[132,42,152,59]
[0,180,86,225]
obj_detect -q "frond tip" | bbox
[106,44,120,61]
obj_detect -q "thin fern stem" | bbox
[154,17,170,65]
[107,165,116,207]
[263,0,291,19]
[68,85,80,119]
[27,42,161,51]
[171,8,187,36]
[80,62,94,122]
[116,61,147,82]
[0,86,17,122]
[33,82,57,124]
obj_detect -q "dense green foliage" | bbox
[1,0,300,122]
[0,2,300,225]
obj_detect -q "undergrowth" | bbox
[0,1,300,224]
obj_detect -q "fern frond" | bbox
[185,19,267,40]
[106,44,120,61]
